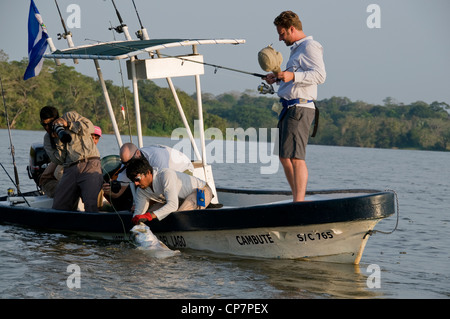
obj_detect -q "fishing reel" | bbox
[257,82,275,95]
[109,24,127,34]
[57,30,72,40]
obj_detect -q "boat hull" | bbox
[0,188,396,263]
[154,220,381,264]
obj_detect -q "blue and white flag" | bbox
[23,0,49,80]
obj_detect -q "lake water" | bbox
[0,129,449,299]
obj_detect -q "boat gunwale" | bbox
[152,189,395,232]
[0,188,395,234]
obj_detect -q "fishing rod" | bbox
[109,21,133,143]
[54,0,78,64]
[156,50,274,93]
[159,51,267,79]
[132,0,149,40]
[135,4,274,95]
[105,2,268,80]
[109,0,132,40]
[0,77,22,195]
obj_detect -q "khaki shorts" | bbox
[178,185,213,211]
[277,106,315,160]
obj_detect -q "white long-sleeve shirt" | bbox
[140,145,194,173]
[133,168,206,220]
[277,36,326,108]
[117,144,193,182]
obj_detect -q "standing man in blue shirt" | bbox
[265,11,326,202]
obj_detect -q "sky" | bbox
[1,0,449,106]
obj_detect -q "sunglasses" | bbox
[133,175,142,183]
[121,150,138,166]
[40,118,55,128]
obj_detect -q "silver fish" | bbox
[130,223,180,258]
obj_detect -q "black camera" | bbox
[52,123,72,144]
[110,180,122,193]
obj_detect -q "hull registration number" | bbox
[297,231,334,242]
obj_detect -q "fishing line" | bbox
[161,51,267,79]
[101,168,136,246]
[102,168,145,247]
[0,163,31,207]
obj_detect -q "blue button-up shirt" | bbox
[277,36,326,108]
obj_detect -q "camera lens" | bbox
[110,180,122,193]
[53,123,72,144]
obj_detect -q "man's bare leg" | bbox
[280,157,295,194]
[291,158,308,202]
[280,157,308,202]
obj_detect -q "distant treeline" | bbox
[1,52,449,151]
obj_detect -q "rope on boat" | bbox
[364,189,399,238]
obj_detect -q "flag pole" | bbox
[24,0,49,80]
[46,37,61,66]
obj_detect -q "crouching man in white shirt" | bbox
[126,157,212,224]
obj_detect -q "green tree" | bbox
[1,56,449,152]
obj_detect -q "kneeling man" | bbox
[126,157,212,224]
